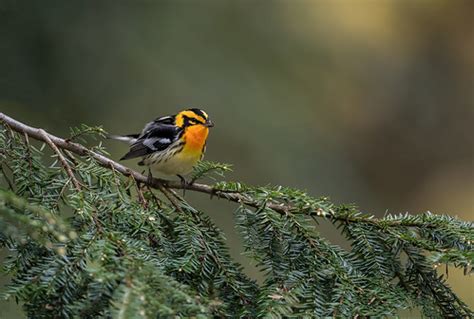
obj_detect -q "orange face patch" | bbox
[175,110,207,128]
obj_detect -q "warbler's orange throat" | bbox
[183,125,209,153]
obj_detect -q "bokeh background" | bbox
[1,0,473,317]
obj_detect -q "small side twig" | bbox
[38,129,82,191]
[0,164,14,190]
[156,182,183,213]
[22,132,33,169]
[145,185,162,209]
[133,179,148,208]
[63,149,79,166]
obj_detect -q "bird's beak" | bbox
[205,119,214,127]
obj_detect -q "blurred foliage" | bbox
[0,0,473,317]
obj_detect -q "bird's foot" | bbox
[147,168,154,185]
[177,174,187,196]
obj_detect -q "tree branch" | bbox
[0,112,437,229]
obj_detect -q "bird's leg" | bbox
[147,168,154,185]
[177,174,187,196]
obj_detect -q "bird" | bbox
[109,108,213,185]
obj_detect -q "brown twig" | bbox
[63,149,79,166]
[156,182,183,213]
[145,185,162,209]
[0,164,14,190]
[22,132,33,170]
[133,178,148,208]
[37,129,82,191]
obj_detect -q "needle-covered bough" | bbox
[0,112,472,318]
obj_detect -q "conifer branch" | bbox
[0,111,472,317]
[0,112,454,231]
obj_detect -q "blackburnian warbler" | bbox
[110,108,213,183]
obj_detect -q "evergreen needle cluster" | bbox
[0,114,472,318]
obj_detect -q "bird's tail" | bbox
[107,134,139,144]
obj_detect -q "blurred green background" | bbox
[1,1,473,317]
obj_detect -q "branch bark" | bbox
[0,112,430,228]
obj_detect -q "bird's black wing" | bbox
[120,122,182,160]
